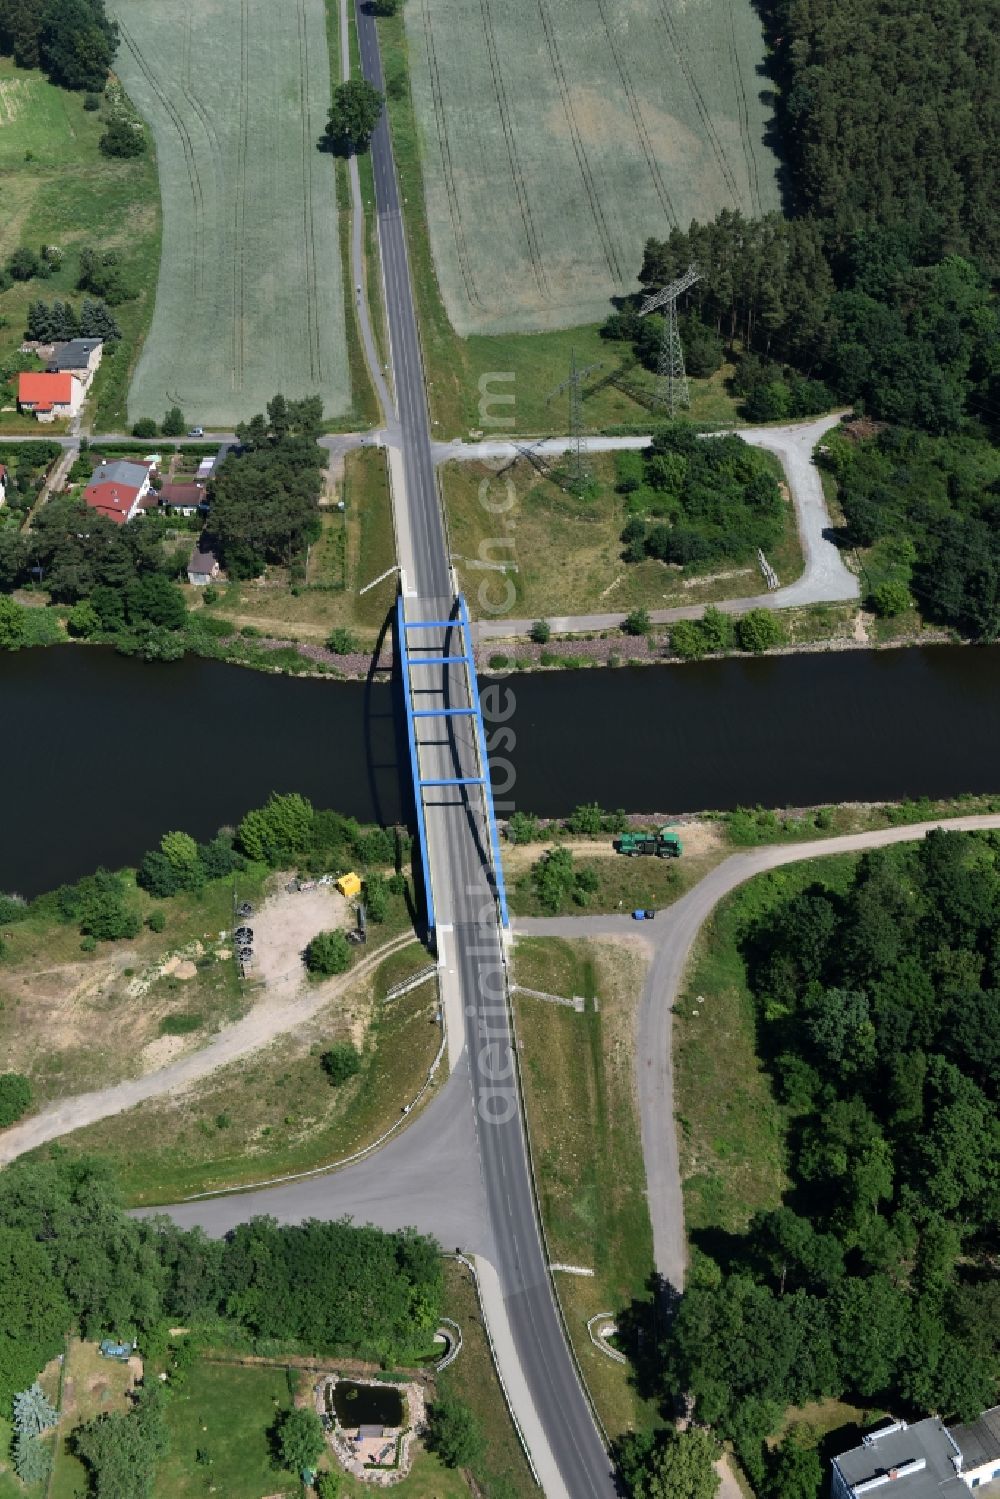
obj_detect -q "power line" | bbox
[640,263,701,416]
[547,348,602,490]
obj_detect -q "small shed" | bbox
[187,539,221,586]
[336,872,362,899]
[99,1339,133,1361]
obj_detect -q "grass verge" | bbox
[512,938,658,1439]
[672,855,856,1238]
[45,942,439,1205]
[439,1260,538,1498]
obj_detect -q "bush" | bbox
[0,1073,32,1127]
[100,115,145,159]
[364,874,389,923]
[736,608,786,654]
[83,92,101,112]
[506,810,541,844]
[326,627,359,654]
[147,909,166,933]
[306,929,351,976]
[132,418,157,439]
[66,601,101,639]
[488,653,510,670]
[322,1042,361,1086]
[871,580,912,617]
[530,619,551,644]
[161,406,186,437]
[623,608,650,637]
[273,1407,325,1474]
[670,619,708,660]
[426,1394,484,1469]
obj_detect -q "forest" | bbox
[0,1154,442,1450]
[604,0,999,637]
[0,0,118,92]
[660,831,1000,1496]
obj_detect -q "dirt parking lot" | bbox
[249,880,351,997]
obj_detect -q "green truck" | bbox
[615,828,683,858]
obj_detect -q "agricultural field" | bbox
[403,0,781,337]
[113,0,350,428]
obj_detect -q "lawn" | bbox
[376,9,741,437]
[199,447,397,645]
[672,855,857,1237]
[0,58,160,433]
[158,1360,299,1497]
[112,0,350,428]
[399,0,779,339]
[49,941,442,1204]
[512,938,659,1438]
[442,448,800,623]
[49,1341,136,1499]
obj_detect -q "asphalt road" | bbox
[515,812,1000,1293]
[354,7,617,1493]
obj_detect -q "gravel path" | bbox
[460,414,859,641]
[0,930,417,1165]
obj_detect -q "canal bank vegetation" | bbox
[0,430,397,678]
[822,425,1000,642]
[443,442,800,624]
[671,829,1000,1498]
[0,794,417,1126]
[512,938,658,1440]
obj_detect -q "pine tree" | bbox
[13,1382,58,1436]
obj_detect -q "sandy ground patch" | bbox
[140,1034,190,1072]
[501,818,724,877]
[251,879,351,996]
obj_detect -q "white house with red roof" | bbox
[17,370,84,423]
[83,460,153,525]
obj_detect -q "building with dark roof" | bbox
[46,338,103,385]
[187,539,221,586]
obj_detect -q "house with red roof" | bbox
[17,370,84,423]
[83,460,153,525]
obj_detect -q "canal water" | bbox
[2,643,999,896]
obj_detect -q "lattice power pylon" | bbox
[639,263,701,416]
[547,349,602,490]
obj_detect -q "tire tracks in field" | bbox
[535,0,626,287]
[476,0,551,300]
[232,0,249,392]
[118,20,205,296]
[181,3,222,163]
[727,0,762,215]
[420,0,484,313]
[296,0,322,380]
[593,0,678,230]
[656,0,746,213]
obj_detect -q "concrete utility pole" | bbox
[639,263,701,415]
[547,349,602,490]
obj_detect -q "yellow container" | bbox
[336,871,362,899]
